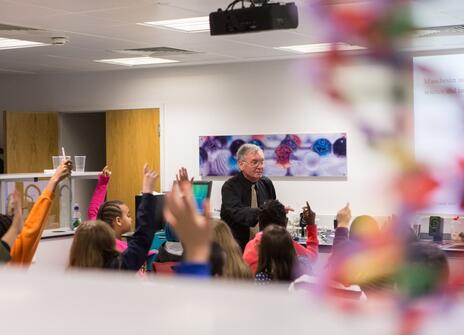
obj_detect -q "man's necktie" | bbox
[249,184,259,239]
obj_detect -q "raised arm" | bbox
[165,178,212,277]
[87,166,111,220]
[332,203,352,252]
[9,160,72,265]
[302,203,319,260]
[118,164,160,270]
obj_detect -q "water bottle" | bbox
[72,203,81,230]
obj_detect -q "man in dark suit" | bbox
[220,144,276,250]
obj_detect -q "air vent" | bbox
[115,47,199,56]
[0,23,40,32]
[416,25,464,38]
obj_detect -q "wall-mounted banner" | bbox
[199,133,347,177]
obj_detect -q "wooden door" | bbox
[5,112,58,173]
[106,109,160,228]
[5,112,60,228]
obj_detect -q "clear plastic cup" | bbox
[74,156,86,172]
[52,156,71,169]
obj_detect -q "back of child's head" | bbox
[349,215,380,242]
[258,200,287,230]
[257,224,296,282]
[97,200,124,228]
[211,219,239,252]
[0,214,12,239]
[211,219,252,279]
[69,220,117,269]
[397,241,449,298]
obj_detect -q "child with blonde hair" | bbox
[211,219,252,279]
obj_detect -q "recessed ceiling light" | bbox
[0,37,49,50]
[95,57,179,66]
[274,43,366,54]
[139,16,210,33]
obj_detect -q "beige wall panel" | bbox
[106,109,160,226]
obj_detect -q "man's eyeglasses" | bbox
[243,159,264,167]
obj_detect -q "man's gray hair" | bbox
[237,143,263,161]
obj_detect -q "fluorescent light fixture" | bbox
[139,16,210,32]
[0,37,49,50]
[95,56,179,66]
[275,43,366,54]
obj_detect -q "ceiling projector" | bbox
[209,1,298,36]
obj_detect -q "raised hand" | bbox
[142,164,159,194]
[47,160,72,193]
[164,180,211,263]
[176,167,193,184]
[302,201,316,225]
[336,203,351,228]
[100,165,111,177]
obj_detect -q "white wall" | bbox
[0,59,399,216]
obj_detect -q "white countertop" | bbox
[0,171,100,181]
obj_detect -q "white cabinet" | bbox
[0,171,99,229]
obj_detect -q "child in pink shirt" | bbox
[87,166,129,252]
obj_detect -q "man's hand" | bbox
[302,202,316,225]
[336,203,351,228]
[164,180,211,263]
[142,164,159,194]
[176,167,193,184]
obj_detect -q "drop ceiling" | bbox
[0,0,462,74]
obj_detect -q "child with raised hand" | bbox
[0,192,23,263]
[164,178,212,277]
[69,164,161,271]
[9,160,72,265]
[92,165,132,252]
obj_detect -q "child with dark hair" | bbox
[87,166,133,253]
[97,199,131,252]
[255,225,297,284]
[243,199,318,274]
